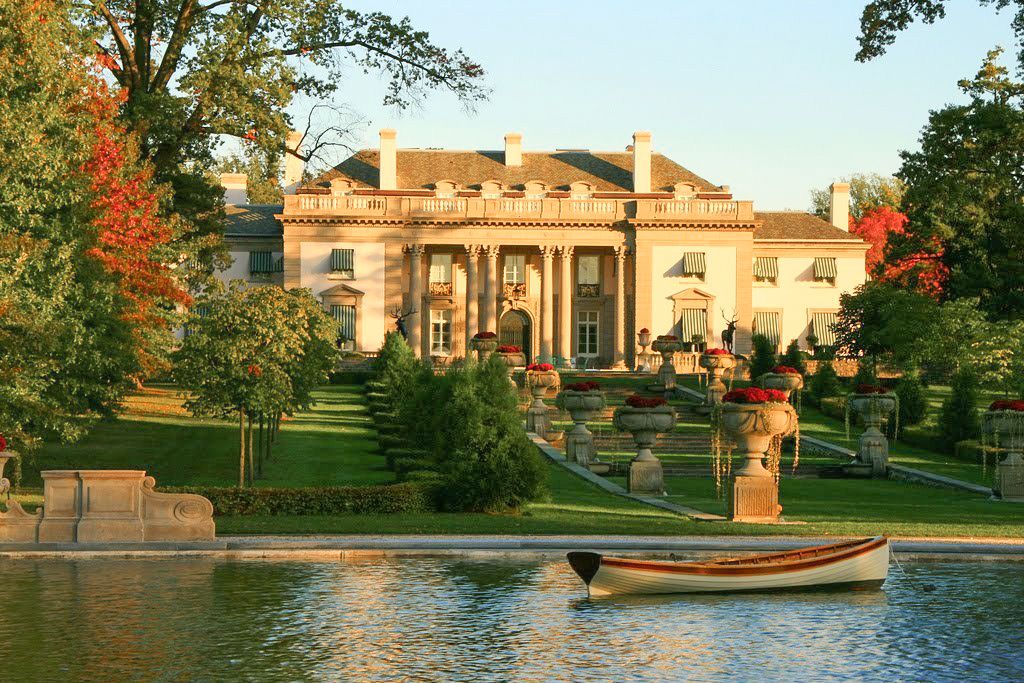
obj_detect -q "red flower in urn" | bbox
[473,331,497,339]
[855,384,889,394]
[723,387,789,404]
[639,328,650,334]
[565,381,600,392]
[625,395,668,409]
[990,399,1024,412]
[526,363,554,372]
[771,365,801,375]
[0,435,7,452]
[704,348,731,356]
[497,345,521,353]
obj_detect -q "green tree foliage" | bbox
[835,282,937,374]
[781,339,808,376]
[809,172,905,222]
[855,1,1024,70]
[174,282,338,485]
[83,0,489,278]
[809,362,843,405]
[939,369,982,451]
[890,50,1024,316]
[748,334,777,382]
[895,376,929,426]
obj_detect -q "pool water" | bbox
[1,557,1020,681]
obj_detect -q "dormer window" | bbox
[673,182,698,199]
[569,181,595,199]
[329,178,354,195]
[434,180,458,199]
[524,180,548,199]
[480,180,504,199]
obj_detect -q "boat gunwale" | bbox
[599,537,888,577]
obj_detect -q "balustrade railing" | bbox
[577,283,601,298]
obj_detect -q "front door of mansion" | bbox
[499,310,532,362]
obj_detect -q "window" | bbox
[330,249,355,278]
[428,254,453,296]
[331,304,357,351]
[753,311,781,349]
[753,256,778,284]
[577,255,600,297]
[811,312,838,348]
[577,310,599,356]
[813,257,837,284]
[681,252,706,278]
[678,308,708,346]
[249,251,280,274]
[503,254,526,298]
[430,309,452,356]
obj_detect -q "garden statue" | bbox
[847,384,899,477]
[636,328,652,373]
[389,306,417,340]
[720,309,738,355]
[650,335,682,393]
[716,387,798,523]
[556,382,606,465]
[613,395,677,495]
[699,348,736,409]
[525,363,559,439]
[982,400,1024,502]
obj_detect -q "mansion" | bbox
[220,130,868,367]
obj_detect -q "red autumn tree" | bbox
[850,205,908,274]
[847,205,949,299]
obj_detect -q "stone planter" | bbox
[613,404,677,495]
[983,411,1024,502]
[849,393,898,477]
[557,390,606,465]
[699,353,737,406]
[470,336,498,361]
[759,372,804,402]
[719,401,798,523]
[651,338,682,391]
[0,450,15,499]
[497,351,526,385]
[636,331,652,373]
[526,370,560,438]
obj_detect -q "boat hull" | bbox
[568,537,890,596]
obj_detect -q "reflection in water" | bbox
[0,558,1019,681]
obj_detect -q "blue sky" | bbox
[290,1,1016,209]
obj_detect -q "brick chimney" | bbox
[829,182,851,231]
[283,130,304,193]
[220,173,248,205]
[632,131,652,193]
[504,132,522,167]
[379,128,397,190]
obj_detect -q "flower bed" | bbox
[625,395,667,409]
[473,331,497,339]
[989,400,1024,412]
[497,345,521,353]
[722,387,789,404]
[564,381,600,392]
[526,363,554,372]
[771,365,801,375]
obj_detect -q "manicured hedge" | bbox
[819,396,847,421]
[328,370,375,385]
[953,440,1005,465]
[384,447,430,470]
[164,483,434,516]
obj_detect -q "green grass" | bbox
[21,384,393,488]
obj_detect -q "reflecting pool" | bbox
[0,558,1019,681]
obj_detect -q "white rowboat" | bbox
[567,536,890,596]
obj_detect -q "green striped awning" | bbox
[753,256,778,280]
[813,257,837,280]
[678,308,708,342]
[249,251,273,274]
[331,248,354,274]
[753,311,781,348]
[331,304,357,341]
[194,305,210,318]
[273,256,284,273]
[682,252,706,277]
[811,312,838,347]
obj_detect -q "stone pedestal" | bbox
[566,427,596,465]
[613,404,676,496]
[526,401,551,439]
[559,391,605,465]
[37,470,81,543]
[628,458,664,496]
[720,402,797,524]
[699,354,737,408]
[657,359,676,393]
[731,475,781,523]
[998,453,1024,502]
[850,394,897,478]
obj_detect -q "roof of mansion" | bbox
[224,204,283,237]
[310,149,723,193]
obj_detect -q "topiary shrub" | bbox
[894,376,928,426]
[809,361,842,406]
[166,483,435,515]
[780,339,807,376]
[748,334,777,382]
[939,369,981,452]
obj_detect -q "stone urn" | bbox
[699,351,737,407]
[613,400,677,495]
[525,367,560,438]
[470,334,499,361]
[556,387,606,465]
[651,337,682,391]
[849,390,898,477]
[719,400,798,522]
[636,329,652,373]
[0,450,16,499]
[759,371,804,403]
[982,408,1024,502]
[496,347,526,385]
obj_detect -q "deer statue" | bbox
[389,306,417,340]
[721,309,738,354]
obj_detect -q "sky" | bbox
[286,1,1017,210]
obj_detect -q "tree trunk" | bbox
[257,415,265,478]
[238,408,246,489]
[247,414,255,485]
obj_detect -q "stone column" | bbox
[558,246,573,363]
[464,245,480,350]
[405,244,424,357]
[540,246,556,362]
[483,245,500,333]
[612,246,628,370]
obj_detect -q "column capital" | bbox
[559,245,575,259]
[540,245,557,260]
[464,244,481,257]
[484,245,500,260]
[404,243,425,256]
[614,245,631,260]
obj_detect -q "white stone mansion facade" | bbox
[220,130,868,367]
